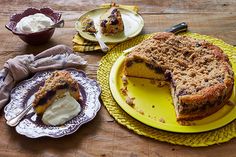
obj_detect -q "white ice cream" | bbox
[16,13,54,33]
[42,92,81,126]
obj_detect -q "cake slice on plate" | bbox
[100,6,124,35]
[81,16,97,33]
[32,71,80,115]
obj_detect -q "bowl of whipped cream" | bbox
[5,7,62,45]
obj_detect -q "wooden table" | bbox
[0,0,236,156]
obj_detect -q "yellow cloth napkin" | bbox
[72,4,139,53]
[100,3,139,13]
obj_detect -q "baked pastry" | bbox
[124,32,234,122]
[81,16,97,33]
[32,71,80,115]
[100,6,124,35]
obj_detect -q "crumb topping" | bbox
[124,32,234,121]
[122,75,128,85]
[126,96,135,107]
[126,32,234,97]
[120,86,128,96]
[159,117,165,123]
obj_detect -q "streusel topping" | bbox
[126,32,234,96]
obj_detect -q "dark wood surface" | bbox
[0,0,236,157]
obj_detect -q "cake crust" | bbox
[124,32,234,122]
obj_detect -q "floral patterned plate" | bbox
[4,68,101,138]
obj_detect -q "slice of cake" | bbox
[32,71,80,115]
[123,32,234,122]
[81,16,97,33]
[100,6,124,35]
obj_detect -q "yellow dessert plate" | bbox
[75,8,144,43]
[109,54,236,133]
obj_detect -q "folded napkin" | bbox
[0,45,87,109]
[73,4,139,53]
[100,3,139,12]
[72,34,117,52]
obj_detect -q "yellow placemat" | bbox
[100,3,139,13]
[97,32,236,147]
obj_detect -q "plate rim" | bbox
[75,7,144,43]
[109,54,236,133]
[4,68,101,138]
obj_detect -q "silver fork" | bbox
[6,104,33,127]
[94,33,109,52]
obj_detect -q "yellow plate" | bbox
[109,54,236,133]
[75,8,144,43]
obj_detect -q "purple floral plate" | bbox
[4,68,101,138]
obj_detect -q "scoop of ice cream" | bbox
[16,13,54,33]
[42,92,81,126]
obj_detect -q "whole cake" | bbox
[32,71,80,115]
[124,32,234,122]
[100,6,124,35]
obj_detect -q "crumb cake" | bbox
[32,71,80,115]
[100,6,124,35]
[81,16,97,33]
[124,32,234,122]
